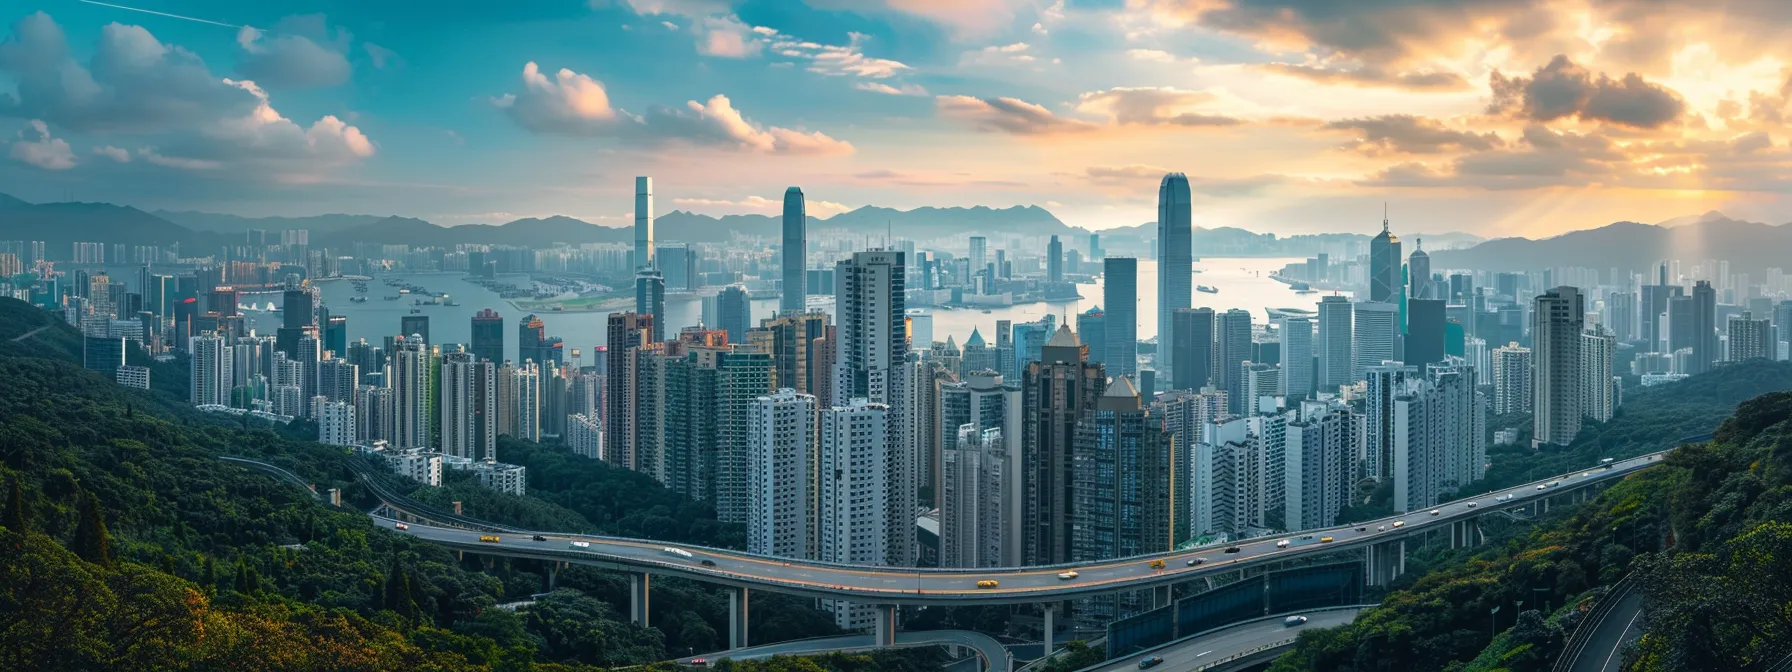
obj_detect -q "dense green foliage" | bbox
[1269,367,1792,672]
[0,298,869,670]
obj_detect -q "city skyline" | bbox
[8,2,1792,236]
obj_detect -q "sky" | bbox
[4,0,1792,238]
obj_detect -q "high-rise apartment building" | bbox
[781,187,806,313]
[1492,342,1533,415]
[1728,311,1774,362]
[1072,376,1173,627]
[190,333,232,406]
[1021,325,1105,566]
[605,312,652,469]
[747,388,815,559]
[1284,400,1352,531]
[1353,301,1399,380]
[1214,309,1253,415]
[1103,257,1138,377]
[391,335,431,450]
[1157,173,1193,385]
[1317,295,1353,389]
[832,249,915,566]
[511,360,541,442]
[1533,286,1585,448]
[1581,327,1617,422]
[1281,317,1313,401]
[717,347,776,523]
[318,400,357,446]
[817,398,890,630]
[941,425,1010,569]
[441,352,497,461]
[471,308,504,363]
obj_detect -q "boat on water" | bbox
[409,308,422,314]
[1296,289,1317,295]
[350,296,368,303]
[1198,285,1219,294]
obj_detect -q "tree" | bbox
[2,476,26,532]
[71,489,112,567]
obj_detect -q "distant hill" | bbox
[155,210,386,235]
[1429,213,1792,276]
[0,200,221,254]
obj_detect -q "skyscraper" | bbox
[636,268,666,342]
[1281,316,1314,401]
[941,425,1009,569]
[1072,376,1173,627]
[1407,239,1431,300]
[605,313,652,469]
[635,176,654,269]
[1077,307,1106,366]
[1103,257,1138,377]
[1581,327,1617,423]
[968,236,987,274]
[1170,308,1213,391]
[832,249,914,566]
[400,315,430,347]
[1691,280,1717,374]
[1214,309,1252,415]
[1353,302,1399,380]
[1728,311,1774,362]
[1284,400,1352,531]
[1533,286,1585,448]
[1370,213,1401,304]
[1021,325,1105,566]
[1156,173,1193,385]
[518,314,548,365]
[816,398,890,629]
[1491,342,1532,415]
[747,388,814,559]
[781,187,806,314]
[1406,298,1446,367]
[392,335,431,450]
[1317,295,1353,389]
[471,308,504,363]
[190,333,232,406]
[441,351,496,461]
[717,347,776,523]
[717,285,751,343]
[1046,235,1063,283]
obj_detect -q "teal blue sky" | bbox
[5,0,1792,237]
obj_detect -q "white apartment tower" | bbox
[747,389,815,559]
[189,333,232,406]
[817,398,890,631]
[1492,342,1533,415]
[832,250,915,566]
[391,335,431,450]
[318,400,357,446]
[1581,328,1617,423]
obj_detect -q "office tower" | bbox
[1406,298,1446,367]
[941,425,1009,568]
[1370,214,1401,303]
[1089,233,1102,261]
[1729,311,1774,361]
[317,401,357,446]
[1407,239,1431,300]
[832,250,914,566]
[210,285,238,318]
[1667,294,1695,354]
[994,321,1016,380]
[1077,307,1106,365]
[282,285,313,330]
[816,398,890,631]
[717,285,751,343]
[781,186,806,313]
[1641,279,1683,352]
[1691,280,1717,374]
[1582,327,1617,422]
[511,361,541,442]
[958,328,992,374]
[717,347,777,522]
[747,388,815,559]
[1240,362,1280,410]
[317,358,358,404]
[1021,325,1105,566]
[294,333,321,416]
[1103,258,1138,377]
[1072,377,1173,627]
[1316,295,1354,389]
[471,308,504,363]
[83,336,124,379]
[1492,342,1532,415]
[1281,317,1313,401]
[968,236,987,273]
[935,369,1019,526]
[1214,308,1253,415]
[518,314,548,366]
[324,315,347,356]
[399,314,430,347]
[1603,291,1636,343]
[568,413,602,459]
[635,176,654,268]
[1171,308,1213,391]
[1353,301,1399,380]
[392,335,431,450]
[1533,286,1585,448]
[1046,235,1063,283]
[441,352,493,460]
[636,268,666,342]
[1157,173,1193,384]
[1284,400,1352,531]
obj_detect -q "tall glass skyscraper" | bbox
[781,187,806,314]
[1156,173,1192,387]
[635,176,654,269]
[1370,212,1401,304]
[1103,257,1138,377]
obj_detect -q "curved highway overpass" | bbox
[367,451,1666,606]
[1082,607,1369,672]
[680,629,1010,671]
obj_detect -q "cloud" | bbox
[935,94,1097,134]
[1081,164,1289,196]
[856,81,929,96]
[1323,114,1502,155]
[235,15,353,89]
[1085,163,1173,181]
[1126,49,1181,63]
[1360,125,1627,190]
[363,43,400,69]
[807,0,1035,36]
[9,119,75,169]
[696,15,761,58]
[1259,63,1468,90]
[1130,0,1545,67]
[767,30,913,79]
[673,194,854,217]
[493,62,854,155]
[92,145,130,162]
[962,42,1036,66]
[1074,87,1245,126]
[1488,55,1685,129]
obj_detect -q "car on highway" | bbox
[689,657,708,666]
[976,580,999,589]
[1149,559,1166,570]
[1284,615,1309,627]
[1601,457,1614,466]
[1275,539,1290,548]
[1320,536,1334,543]
[1355,527,1368,532]
[1377,525,1386,531]
[1537,484,1548,490]
[1429,509,1441,516]
[479,535,501,543]
[1138,655,1164,669]
[701,559,717,567]
[1467,502,1478,508]
[1548,480,1561,487]
[1187,557,1206,566]
[532,535,548,541]
[1497,494,1514,501]
[1224,546,1242,553]
[1392,521,1406,528]
[663,547,694,559]
[570,540,590,548]
[1058,571,1079,580]
[394,522,408,530]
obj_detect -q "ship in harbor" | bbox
[1197,285,1219,294]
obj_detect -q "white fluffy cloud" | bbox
[856,81,929,96]
[9,119,75,169]
[235,15,353,89]
[92,145,130,162]
[493,61,854,156]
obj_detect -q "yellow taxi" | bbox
[976,580,1000,589]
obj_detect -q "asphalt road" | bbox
[681,629,1010,670]
[1571,589,1644,672]
[377,453,1665,606]
[1084,609,1364,672]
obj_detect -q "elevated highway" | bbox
[1081,607,1369,672]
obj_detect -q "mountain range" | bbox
[1427,211,1791,276]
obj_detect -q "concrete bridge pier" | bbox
[546,562,564,591]
[630,574,651,627]
[728,588,750,649]
[1364,539,1407,587]
[1042,604,1056,655]
[875,605,899,647]
[1450,519,1481,549]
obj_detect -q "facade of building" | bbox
[816,399,890,631]
[1533,287,1585,448]
[781,187,806,313]
[1317,295,1353,390]
[1156,173,1193,386]
[1020,325,1105,566]
[1492,342,1533,415]
[831,250,915,566]
[747,389,815,559]
[1102,257,1138,377]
